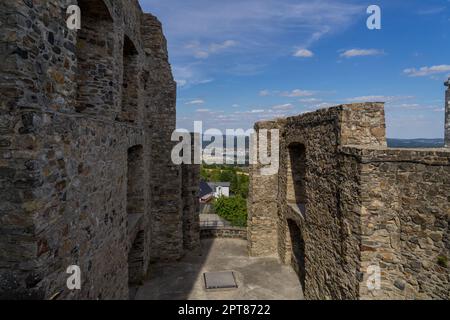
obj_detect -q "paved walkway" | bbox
[135,238,304,300]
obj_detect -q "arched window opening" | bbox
[118,36,139,122]
[76,0,115,115]
[286,143,307,215]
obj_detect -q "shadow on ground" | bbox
[135,238,303,300]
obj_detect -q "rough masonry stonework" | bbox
[248,103,450,300]
[0,0,199,299]
[445,78,449,148]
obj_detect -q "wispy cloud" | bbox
[185,99,205,105]
[281,89,315,97]
[293,49,314,58]
[272,103,294,110]
[300,98,322,103]
[185,40,238,59]
[345,95,414,103]
[143,0,363,45]
[260,89,317,98]
[196,108,211,112]
[417,7,446,15]
[259,90,270,97]
[403,65,450,77]
[142,0,363,85]
[234,109,266,114]
[340,49,384,58]
[173,64,213,88]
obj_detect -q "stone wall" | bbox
[445,79,449,148]
[248,103,450,300]
[247,121,282,257]
[201,227,248,240]
[0,0,199,300]
[341,147,449,299]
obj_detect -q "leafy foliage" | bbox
[213,196,248,227]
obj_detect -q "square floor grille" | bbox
[204,271,238,290]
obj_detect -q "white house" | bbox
[209,182,230,198]
[199,181,231,203]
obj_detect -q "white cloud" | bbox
[196,108,210,112]
[403,65,450,77]
[340,49,384,58]
[143,0,363,83]
[176,79,187,87]
[293,49,314,58]
[345,95,414,103]
[185,99,205,105]
[234,109,266,114]
[185,40,237,59]
[173,64,214,88]
[251,109,265,113]
[300,98,321,103]
[210,40,237,53]
[259,90,270,97]
[272,103,294,110]
[281,89,315,97]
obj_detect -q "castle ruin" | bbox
[248,103,450,299]
[0,0,449,301]
[0,0,199,299]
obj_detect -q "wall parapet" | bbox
[201,227,247,240]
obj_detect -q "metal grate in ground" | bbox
[203,271,238,290]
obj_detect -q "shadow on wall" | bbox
[287,220,306,290]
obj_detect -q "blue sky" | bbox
[139,0,450,138]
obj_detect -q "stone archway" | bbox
[119,35,140,123]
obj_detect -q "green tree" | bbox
[219,169,233,182]
[213,196,247,227]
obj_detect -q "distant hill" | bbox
[387,139,444,148]
[201,136,445,149]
